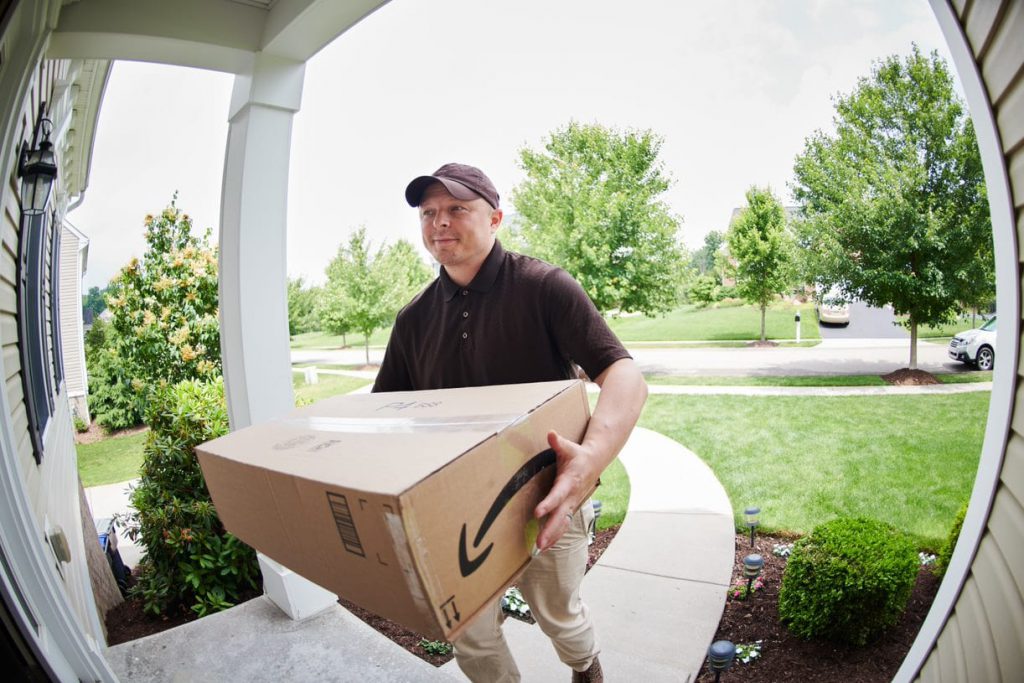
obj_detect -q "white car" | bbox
[949,316,997,371]
[815,286,850,325]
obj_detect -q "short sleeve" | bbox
[542,268,631,380]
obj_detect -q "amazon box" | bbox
[195,379,590,640]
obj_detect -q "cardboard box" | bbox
[195,379,590,640]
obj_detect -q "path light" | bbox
[707,640,736,682]
[18,105,57,216]
[588,500,602,544]
[743,554,764,600]
[744,506,760,548]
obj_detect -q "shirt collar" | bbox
[439,240,505,302]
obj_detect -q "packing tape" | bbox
[282,414,523,434]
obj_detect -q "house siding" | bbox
[59,224,88,421]
[0,50,105,644]
[914,0,1024,680]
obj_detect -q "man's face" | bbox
[419,182,502,277]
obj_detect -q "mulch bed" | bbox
[105,529,940,681]
[75,423,148,446]
[693,533,940,682]
[881,368,941,385]
[104,526,620,663]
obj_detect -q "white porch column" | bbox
[220,52,301,429]
[219,52,337,618]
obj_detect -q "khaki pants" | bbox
[453,500,599,682]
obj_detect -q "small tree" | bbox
[82,285,107,317]
[91,198,220,428]
[287,277,321,337]
[320,228,432,363]
[691,230,725,276]
[726,186,793,341]
[513,121,685,316]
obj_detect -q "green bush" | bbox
[688,274,719,306]
[935,503,968,578]
[778,517,918,645]
[120,378,259,617]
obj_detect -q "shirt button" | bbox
[462,290,469,296]
[462,332,468,339]
[462,311,469,318]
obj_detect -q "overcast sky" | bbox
[67,0,956,290]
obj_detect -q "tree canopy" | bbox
[512,122,685,316]
[726,186,793,341]
[792,47,991,368]
[320,228,432,362]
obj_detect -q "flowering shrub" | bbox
[93,198,220,429]
[735,641,762,664]
[501,586,531,618]
[729,577,765,600]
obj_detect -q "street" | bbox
[293,337,968,377]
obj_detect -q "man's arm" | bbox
[533,357,648,551]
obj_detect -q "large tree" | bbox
[726,187,793,341]
[287,277,321,337]
[792,47,991,369]
[512,122,685,316]
[320,228,432,363]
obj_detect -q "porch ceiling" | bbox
[48,0,389,73]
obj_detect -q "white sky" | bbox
[68,0,956,290]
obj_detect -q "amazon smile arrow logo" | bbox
[458,448,557,577]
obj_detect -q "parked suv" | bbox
[949,316,997,370]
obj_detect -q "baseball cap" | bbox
[405,163,500,209]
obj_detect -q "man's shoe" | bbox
[571,657,603,683]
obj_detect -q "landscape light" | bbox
[743,553,764,600]
[707,640,736,682]
[745,506,761,548]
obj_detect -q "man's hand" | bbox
[531,357,648,553]
[533,430,600,551]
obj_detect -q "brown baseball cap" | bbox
[405,163,500,209]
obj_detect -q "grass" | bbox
[291,329,391,350]
[292,373,372,404]
[77,430,148,487]
[594,457,629,530]
[607,301,820,342]
[639,391,990,549]
[644,371,994,386]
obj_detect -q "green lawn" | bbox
[77,430,148,487]
[639,392,989,549]
[292,373,372,403]
[594,458,628,530]
[607,302,820,342]
[291,329,391,350]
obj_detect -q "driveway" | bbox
[818,301,908,339]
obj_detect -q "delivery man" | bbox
[373,163,647,683]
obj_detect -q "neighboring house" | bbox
[0,2,1020,682]
[59,220,90,425]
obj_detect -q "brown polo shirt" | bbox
[372,240,631,392]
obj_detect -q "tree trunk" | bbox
[364,335,370,365]
[909,321,918,370]
[342,332,348,347]
[760,304,767,342]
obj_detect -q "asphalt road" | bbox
[293,337,971,377]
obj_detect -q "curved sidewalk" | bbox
[105,427,734,682]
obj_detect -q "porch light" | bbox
[742,553,764,600]
[707,639,736,682]
[18,112,57,216]
[744,506,760,547]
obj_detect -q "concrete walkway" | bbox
[103,426,733,682]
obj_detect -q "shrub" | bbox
[120,378,259,617]
[935,502,968,578]
[778,517,918,645]
[688,275,719,306]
